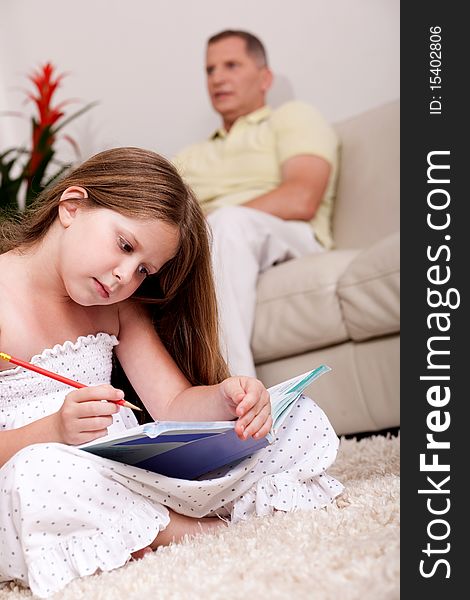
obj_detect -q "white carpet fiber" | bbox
[0,434,400,600]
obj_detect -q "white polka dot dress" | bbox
[0,333,343,598]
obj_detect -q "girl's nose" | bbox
[112,264,133,284]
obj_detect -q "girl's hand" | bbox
[220,377,272,441]
[53,384,123,446]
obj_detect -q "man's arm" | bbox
[243,153,331,221]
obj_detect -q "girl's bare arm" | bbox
[0,385,123,468]
[115,302,272,439]
[0,415,61,467]
[115,301,231,421]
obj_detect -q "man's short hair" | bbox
[207,30,268,67]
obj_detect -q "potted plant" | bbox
[0,62,97,217]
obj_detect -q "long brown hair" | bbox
[0,147,229,387]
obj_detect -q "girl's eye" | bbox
[119,237,133,253]
[138,265,149,277]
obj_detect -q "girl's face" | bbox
[57,203,180,306]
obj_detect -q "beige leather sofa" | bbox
[253,100,400,436]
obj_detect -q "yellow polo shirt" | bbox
[173,101,339,249]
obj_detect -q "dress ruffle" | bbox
[231,471,342,523]
[27,499,169,598]
[0,333,118,378]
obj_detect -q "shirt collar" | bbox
[211,105,272,139]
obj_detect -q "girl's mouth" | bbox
[93,278,110,299]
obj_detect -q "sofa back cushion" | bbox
[253,249,358,363]
[332,100,400,249]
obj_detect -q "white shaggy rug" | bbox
[0,434,400,600]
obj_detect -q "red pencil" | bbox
[0,351,142,412]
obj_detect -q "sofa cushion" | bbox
[332,101,400,249]
[252,249,358,364]
[338,232,400,341]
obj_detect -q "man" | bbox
[173,30,339,377]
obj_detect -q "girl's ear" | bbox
[58,186,89,227]
[60,186,88,203]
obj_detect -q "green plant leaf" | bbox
[25,147,55,206]
[0,148,26,213]
[0,147,29,160]
[51,100,99,135]
[0,176,23,212]
[43,162,72,189]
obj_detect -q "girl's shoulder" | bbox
[0,252,15,317]
[116,299,151,337]
[0,253,24,362]
[0,251,121,362]
[0,251,27,296]
[115,300,155,347]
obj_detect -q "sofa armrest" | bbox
[338,232,400,341]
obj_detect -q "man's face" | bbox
[206,36,272,129]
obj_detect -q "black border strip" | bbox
[401,3,466,594]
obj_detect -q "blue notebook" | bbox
[79,365,331,479]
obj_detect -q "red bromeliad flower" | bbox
[28,62,66,127]
[26,63,70,187]
[1,62,96,213]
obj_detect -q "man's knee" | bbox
[207,207,266,250]
[208,206,260,234]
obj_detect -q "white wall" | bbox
[0,0,399,163]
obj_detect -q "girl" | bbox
[0,147,343,597]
